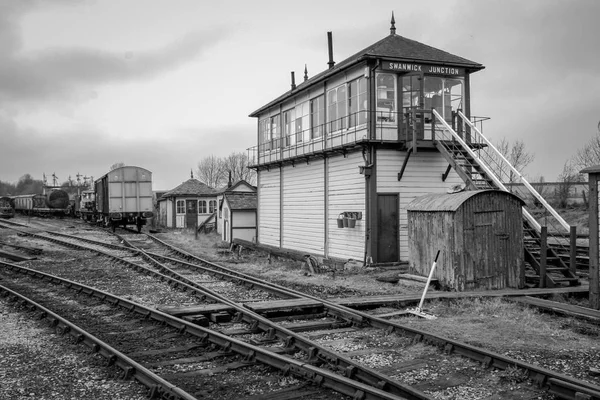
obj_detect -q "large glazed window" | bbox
[209,200,216,214]
[295,101,309,143]
[198,200,207,214]
[310,95,325,139]
[348,77,367,127]
[327,84,347,133]
[423,76,464,123]
[376,73,396,123]
[270,114,280,148]
[258,118,269,150]
[283,108,296,146]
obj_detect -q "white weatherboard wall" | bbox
[258,168,281,247]
[377,149,463,260]
[282,160,325,255]
[328,152,366,260]
[232,210,256,242]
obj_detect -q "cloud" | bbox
[0,2,227,105]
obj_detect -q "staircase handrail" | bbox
[432,109,541,232]
[457,111,570,232]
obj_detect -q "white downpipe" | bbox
[432,109,541,232]
[457,111,570,232]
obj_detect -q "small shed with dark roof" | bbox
[407,190,524,291]
[217,180,257,243]
[157,178,219,229]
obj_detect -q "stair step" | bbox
[550,277,579,283]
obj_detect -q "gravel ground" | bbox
[1,219,599,400]
[0,302,147,400]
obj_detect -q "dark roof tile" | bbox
[250,33,484,117]
[162,179,217,197]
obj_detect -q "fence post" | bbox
[570,226,577,274]
[540,226,547,288]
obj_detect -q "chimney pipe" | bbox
[327,31,335,69]
[228,171,232,188]
[290,71,296,90]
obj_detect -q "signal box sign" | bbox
[382,61,465,76]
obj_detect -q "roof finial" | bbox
[190,169,193,179]
[304,64,308,81]
[390,12,396,35]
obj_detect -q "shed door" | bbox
[377,194,399,263]
[186,200,197,229]
[474,210,507,288]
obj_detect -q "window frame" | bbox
[198,200,207,214]
[327,84,347,135]
[348,77,367,128]
[176,200,185,214]
[310,95,325,139]
[376,72,397,124]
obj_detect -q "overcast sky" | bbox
[1,0,599,190]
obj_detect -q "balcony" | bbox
[247,110,489,168]
[247,111,402,168]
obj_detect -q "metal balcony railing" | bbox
[247,110,407,167]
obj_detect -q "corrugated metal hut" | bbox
[406,190,525,291]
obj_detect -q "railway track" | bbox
[1,220,600,399]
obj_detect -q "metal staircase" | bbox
[430,109,580,288]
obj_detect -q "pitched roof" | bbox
[225,193,257,210]
[250,33,484,117]
[406,190,523,212]
[215,180,257,195]
[162,179,217,198]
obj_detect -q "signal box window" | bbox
[376,73,396,123]
[209,200,216,214]
[327,85,347,134]
[176,200,185,214]
[348,77,367,128]
[310,95,324,139]
[295,102,309,143]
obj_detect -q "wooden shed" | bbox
[407,190,525,291]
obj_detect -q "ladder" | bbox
[431,109,580,288]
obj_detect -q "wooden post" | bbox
[411,108,417,153]
[570,226,577,274]
[195,218,198,240]
[589,172,600,309]
[539,226,547,288]
[431,109,436,142]
[582,167,599,309]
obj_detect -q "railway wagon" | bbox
[76,190,97,221]
[0,196,15,219]
[95,166,154,232]
[11,190,71,217]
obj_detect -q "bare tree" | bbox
[482,138,534,187]
[223,152,257,186]
[555,161,583,208]
[196,155,226,188]
[573,132,600,170]
[109,162,125,171]
[529,175,550,207]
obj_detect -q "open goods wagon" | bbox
[95,166,154,232]
[11,190,71,217]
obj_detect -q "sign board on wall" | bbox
[381,61,465,76]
